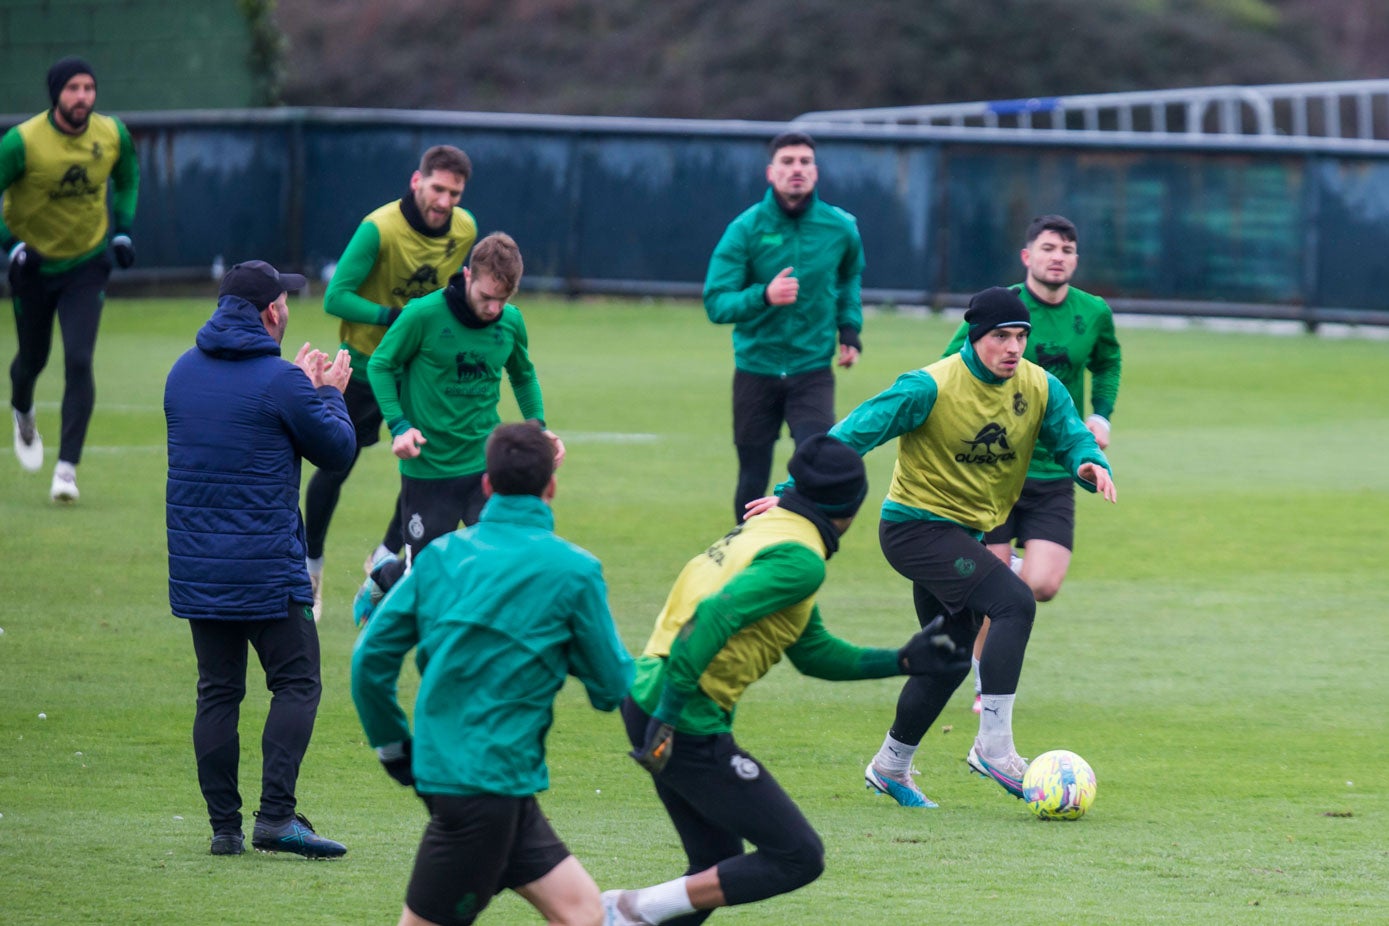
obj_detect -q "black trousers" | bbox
[730,367,835,523]
[8,254,111,465]
[188,607,322,834]
[877,518,1036,744]
[621,699,824,925]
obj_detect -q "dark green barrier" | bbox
[3,108,1386,324]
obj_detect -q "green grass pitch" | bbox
[0,295,1385,924]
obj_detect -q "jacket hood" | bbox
[195,294,283,361]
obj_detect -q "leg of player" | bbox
[970,541,1015,713]
[1017,538,1072,603]
[965,570,1036,799]
[865,586,971,808]
[512,855,604,926]
[49,260,107,503]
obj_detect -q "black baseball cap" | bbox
[218,260,307,310]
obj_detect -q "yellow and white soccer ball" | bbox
[1022,749,1096,820]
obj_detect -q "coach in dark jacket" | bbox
[165,260,355,858]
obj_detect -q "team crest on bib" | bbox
[730,755,760,781]
[408,513,425,541]
[1012,392,1028,416]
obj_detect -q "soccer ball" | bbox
[1022,749,1096,820]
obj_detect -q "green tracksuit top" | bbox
[0,110,139,273]
[367,287,544,479]
[943,283,1121,480]
[351,492,635,798]
[826,341,1112,536]
[629,507,903,736]
[704,189,865,377]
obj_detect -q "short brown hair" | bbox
[470,232,524,294]
[485,422,555,496]
[419,145,472,182]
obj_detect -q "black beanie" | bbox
[787,434,868,517]
[48,57,96,107]
[965,287,1031,342]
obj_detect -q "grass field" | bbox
[1,295,1386,925]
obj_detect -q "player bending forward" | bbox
[603,435,968,925]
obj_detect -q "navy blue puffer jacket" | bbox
[165,295,355,620]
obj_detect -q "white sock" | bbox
[372,543,392,564]
[977,694,1016,756]
[632,877,695,923]
[306,556,324,577]
[1010,552,1024,574]
[873,732,917,776]
[972,656,982,695]
[55,460,76,479]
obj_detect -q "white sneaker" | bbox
[966,739,1029,799]
[865,761,938,808]
[309,571,323,623]
[12,407,43,472]
[50,463,79,503]
[601,890,650,926]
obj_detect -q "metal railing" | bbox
[797,80,1389,152]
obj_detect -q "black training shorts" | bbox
[982,477,1075,550]
[404,793,570,926]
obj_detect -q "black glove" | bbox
[385,307,403,326]
[629,717,675,774]
[898,615,971,676]
[838,324,863,352]
[110,235,135,269]
[377,739,414,786]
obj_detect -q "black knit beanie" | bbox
[787,434,868,518]
[965,287,1031,342]
[48,57,96,107]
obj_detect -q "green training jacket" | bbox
[704,189,864,377]
[351,492,635,798]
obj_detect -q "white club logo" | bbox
[730,755,759,781]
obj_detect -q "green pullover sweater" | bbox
[367,286,544,479]
[630,507,904,735]
[0,110,139,273]
[324,198,475,383]
[814,341,1111,535]
[943,282,1121,480]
